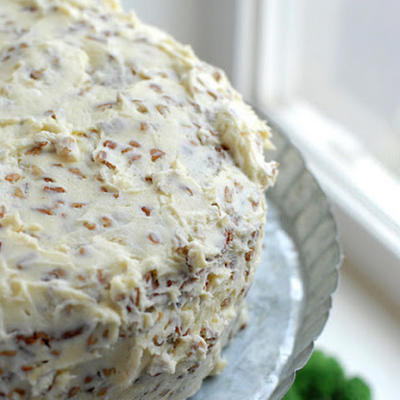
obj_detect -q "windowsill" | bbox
[257,100,400,309]
[317,261,400,400]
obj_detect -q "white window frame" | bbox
[234,0,400,307]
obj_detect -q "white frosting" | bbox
[0,0,277,398]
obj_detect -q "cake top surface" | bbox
[0,0,277,339]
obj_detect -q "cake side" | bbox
[0,0,278,398]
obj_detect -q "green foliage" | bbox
[337,377,372,400]
[283,389,302,400]
[283,350,372,400]
[295,350,345,399]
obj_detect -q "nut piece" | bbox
[141,206,151,216]
[148,233,160,244]
[96,151,117,170]
[104,140,117,149]
[150,148,165,162]
[26,141,48,155]
[44,186,66,193]
[83,221,96,230]
[5,173,21,183]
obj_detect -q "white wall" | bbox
[121,0,238,80]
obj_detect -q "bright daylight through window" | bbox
[235,0,400,306]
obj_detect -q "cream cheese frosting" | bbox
[0,1,278,398]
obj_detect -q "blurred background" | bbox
[124,1,400,398]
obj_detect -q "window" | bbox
[235,0,400,305]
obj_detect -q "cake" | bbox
[0,1,278,398]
